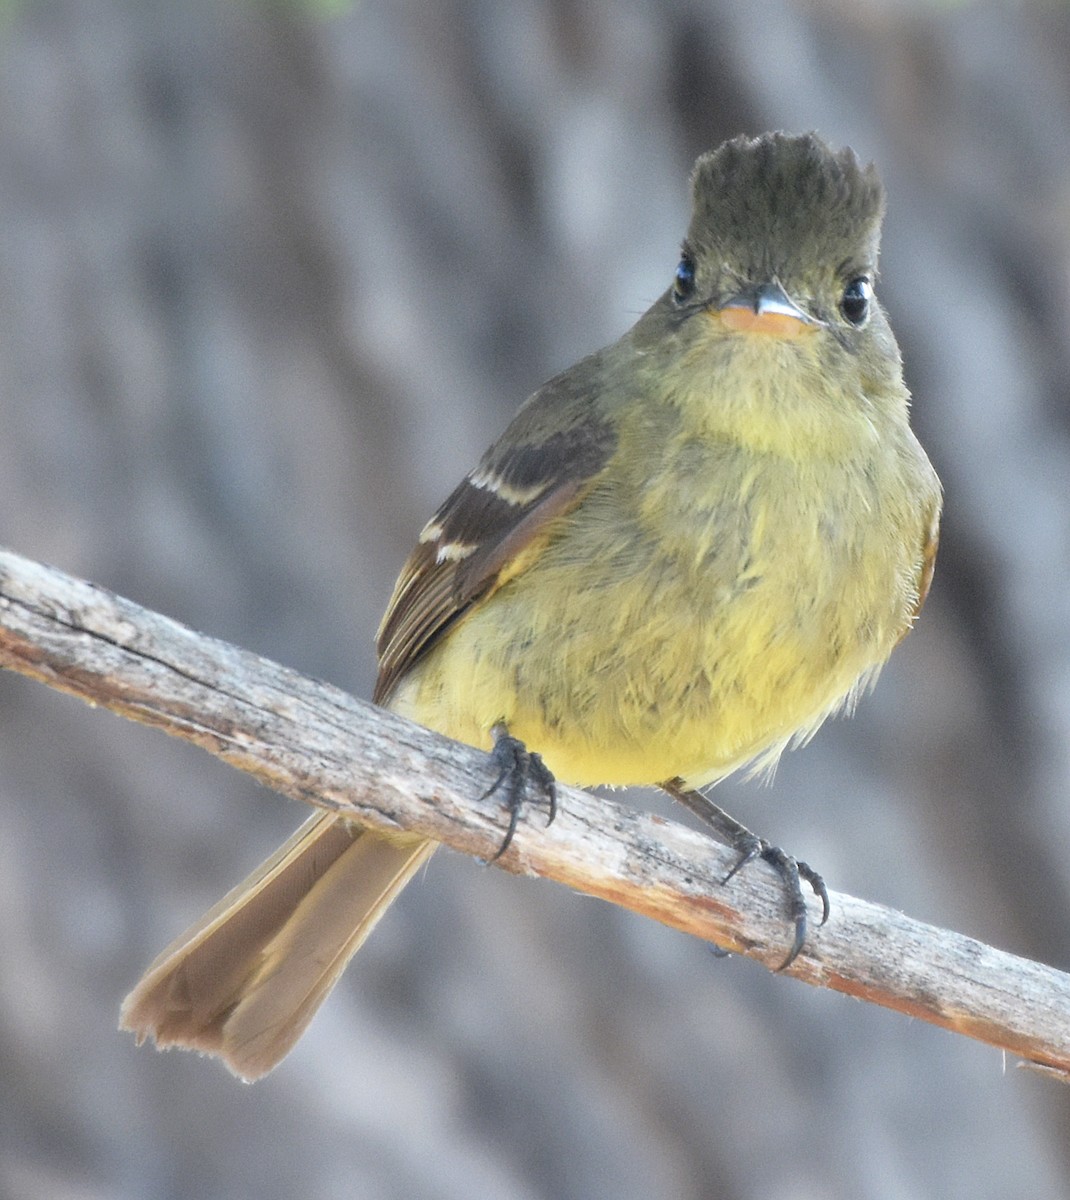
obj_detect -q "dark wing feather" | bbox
[374,364,618,705]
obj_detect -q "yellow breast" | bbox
[388,405,929,790]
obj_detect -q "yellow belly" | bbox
[388,442,922,790]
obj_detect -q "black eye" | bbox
[673,255,696,303]
[841,277,872,325]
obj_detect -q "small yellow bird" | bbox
[122,131,941,1080]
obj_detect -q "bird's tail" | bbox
[120,811,435,1081]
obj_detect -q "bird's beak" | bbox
[712,282,822,338]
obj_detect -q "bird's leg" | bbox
[482,722,558,862]
[661,778,829,969]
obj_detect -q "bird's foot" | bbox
[482,723,558,862]
[722,829,829,968]
[662,779,829,969]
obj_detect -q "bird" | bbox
[121,131,941,1081]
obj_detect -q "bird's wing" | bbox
[374,364,618,704]
[917,503,940,613]
[906,501,940,634]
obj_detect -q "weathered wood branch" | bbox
[0,545,1067,1077]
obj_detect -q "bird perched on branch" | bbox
[122,131,941,1080]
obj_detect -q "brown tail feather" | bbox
[120,811,435,1080]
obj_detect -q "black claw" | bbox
[721,831,763,885]
[481,728,557,862]
[528,752,558,826]
[757,845,808,970]
[797,860,830,926]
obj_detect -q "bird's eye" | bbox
[841,277,872,325]
[673,255,696,303]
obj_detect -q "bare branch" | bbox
[1,545,1068,1077]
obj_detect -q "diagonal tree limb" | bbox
[0,545,1068,1078]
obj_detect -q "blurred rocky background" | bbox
[2,1,1070,1197]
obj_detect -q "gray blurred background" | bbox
[1,1,1069,1197]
